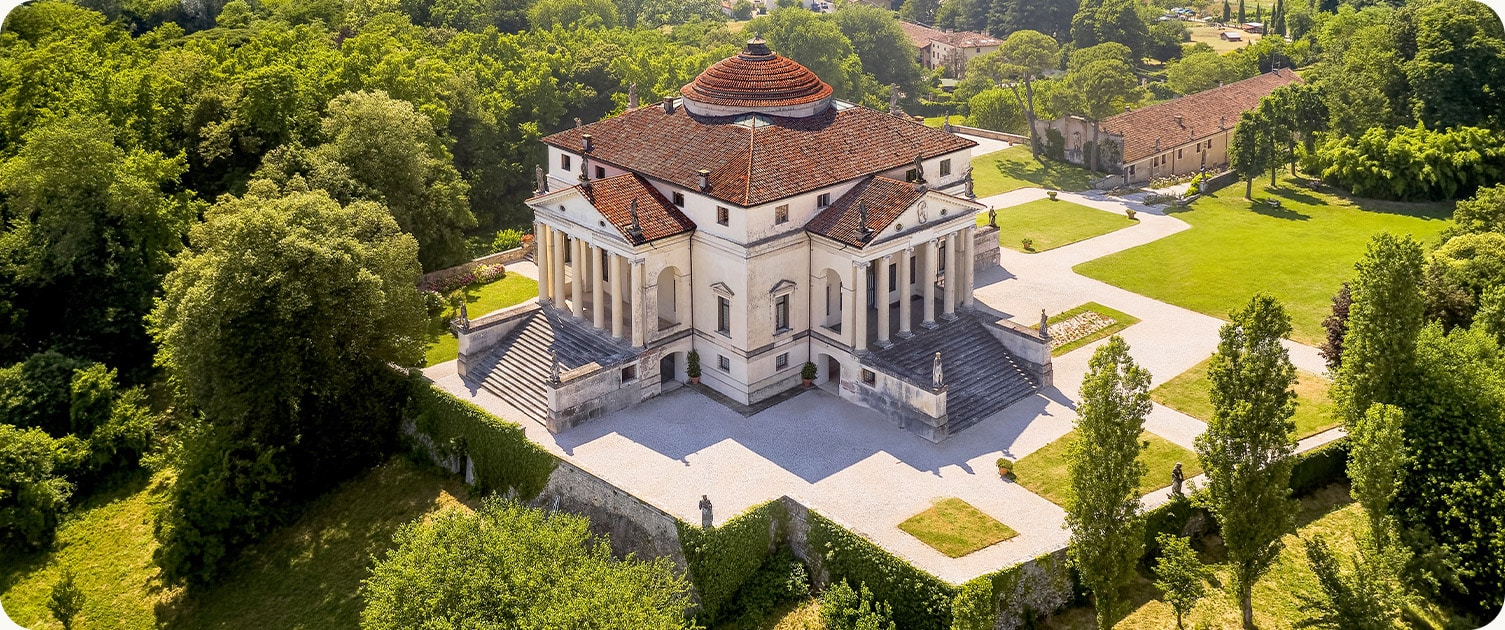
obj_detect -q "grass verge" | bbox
[898,498,1018,558]
[981,198,1138,253]
[1047,302,1143,357]
[1013,431,1203,506]
[1152,357,1339,439]
[971,146,1095,197]
[0,457,471,629]
[1073,177,1451,345]
[424,272,538,366]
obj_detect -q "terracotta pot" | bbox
[802,378,813,388]
[998,466,1011,477]
[690,376,700,385]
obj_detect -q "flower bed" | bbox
[420,263,506,295]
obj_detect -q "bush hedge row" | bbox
[1288,437,1350,497]
[404,372,557,499]
[676,500,782,623]
[809,511,956,630]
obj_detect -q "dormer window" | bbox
[817,193,831,208]
[595,165,606,179]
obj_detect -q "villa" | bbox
[451,38,1052,442]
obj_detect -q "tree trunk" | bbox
[1024,76,1040,159]
[1176,610,1185,630]
[1091,120,1101,180]
[1245,177,1253,199]
[1241,581,1255,629]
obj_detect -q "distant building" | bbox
[1032,69,1303,184]
[898,21,1002,77]
[1242,21,1264,33]
[1220,30,1243,42]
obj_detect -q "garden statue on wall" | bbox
[963,166,975,198]
[699,495,713,529]
[1171,462,1185,497]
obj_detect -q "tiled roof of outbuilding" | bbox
[898,21,1001,49]
[573,174,696,245]
[1102,69,1303,163]
[543,105,976,207]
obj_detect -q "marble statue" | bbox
[457,300,469,330]
[889,83,902,116]
[963,165,975,198]
[987,206,997,227]
[699,495,713,529]
[1039,309,1050,338]
[550,350,562,384]
[1171,462,1185,497]
[535,164,548,194]
[932,352,944,389]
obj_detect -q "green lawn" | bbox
[0,458,471,629]
[1073,178,1452,345]
[1151,357,1339,440]
[424,272,538,366]
[1047,302,1143,357]
[1013,431,1202,506]
[971,146,1095,197]
[1042,485,1465,629]
[898,498,1018,558]
[981,198,1138,253]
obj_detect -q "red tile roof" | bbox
[1102,69,1303,163]
[573,173,696,245]
[806,176,931,247]
[681,38,833,110]
[898,21,1001,49]
[543,105,976,207]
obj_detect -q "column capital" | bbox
[855,260,871,269]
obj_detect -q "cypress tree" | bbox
[1222,0,1232,23]
[1238,0,1245,23]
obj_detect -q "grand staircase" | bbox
[867,315,1039,434]
[463,308,637,423]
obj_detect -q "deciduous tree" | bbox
[361,499,693,629]
[1332,233,1425,429]
[1154,533,1210,630]
[970,30,1059,157]
[1194,294,1299,630]
[1064,57,1139,177]
[1349,403,1406,545]
[1067,336,1151,629]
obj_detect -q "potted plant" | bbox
[801,361,817,387]
[1021,237,1034,252]
[1047,190,1059,200]
[687,350,701,385]
[1125,208,1137,220]
[996,457,1014,478]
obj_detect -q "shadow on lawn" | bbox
[0,469,154,597]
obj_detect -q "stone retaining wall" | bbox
[950,125,1030,145]
[529,460,690,574]
[420,243,535,289]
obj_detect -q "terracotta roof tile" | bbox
[681,39,833,109]
[805,176,926,247]
[1103,69,1303,163]
[544,105,975,207]
[575,173,696,245]
[898,21,1001,49]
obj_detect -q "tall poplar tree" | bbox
[1066,336,1151,629]
[1331,234,1426,429]
[1194,294,1299,630]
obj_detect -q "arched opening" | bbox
[816,353,842,395]
[657,266,678,329]
[660,352,679,385]
[821,268,843,329]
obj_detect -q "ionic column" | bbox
[552,231,566,313]
[961,227,976,308]
[943,231,957,319]
[898,247,913,337]
[570,237,584,319]
[877,255,892,346]
[610,252,624,339]
[854,261,869,352]
[630,259,646,348]
[591,244,605,330]
[536,223,551,304]
[841,279,856,346]
[922,240,938,328]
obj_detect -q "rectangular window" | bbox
[940,159,951,177]
[717,206,729,226]
[817,193,831,207]
[718,355,730,372]
[717,296,730,335]
[910,261,916,283]
[1176,149,1183,159]
[776,353,789,369]
[905,168,918,182]
[672,191,685,207]
[1206,139,1213,148]
[1128,165,1136,176]
[595,165,606,179]
[775,204,789,224]
[621,366,636,381]
[600,249,609,281]
[1194,143,1201,153]
[561,154,571,170]
[1152,157,1159,167]
[775,295,790,332]
[861,369,876,385]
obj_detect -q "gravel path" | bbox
[429,186,1339,585]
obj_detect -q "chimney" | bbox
[628,82,639,109]
[1219,115,1227,129]
[1124,105,1131,112]
[582,133,593,153]
[663,97,676,114]
[698,169,710,191]
[1174,114,1184,127]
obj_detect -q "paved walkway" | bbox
[956,133,1013,158]
[431,187,1340,585]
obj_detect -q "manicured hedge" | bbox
[809,511,956,630]
[1288,437,1349,497]
[677,500,781,623]
[405,372,557,499]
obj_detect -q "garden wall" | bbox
[419,243,535,290]
[950,124,1030,145]
[531,459,689,574]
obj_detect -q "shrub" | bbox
[678,501,779,623]
[810,511,954,630]
[1022,237,1035,251]
[1303,126,1505,201]
[48,565,85,630]
[1288,438,1349,497]
[949,578,994,630]
[421,290,447,317]
[821,579,897,630]
[730,549,809,625]
[490,228,525,252]
[471,263,506,284]
[0,425,73,550]
[801,361,817,381]
[687,350,702,378]
[1126,208,1137,220]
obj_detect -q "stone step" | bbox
[468,308,639,426]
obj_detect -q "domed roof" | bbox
[679,38,835,118]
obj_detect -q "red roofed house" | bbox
[899,21,1002,77]
[1031,69,1302,185]
[452,38,1051,442]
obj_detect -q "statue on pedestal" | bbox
[534,164,548,194]
[1171,462,1185,497]
[1039,309,1050,338]
[699,495,713,529]
[987,207,997,228]
[932,352,944,389]
[963,165,975,198]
